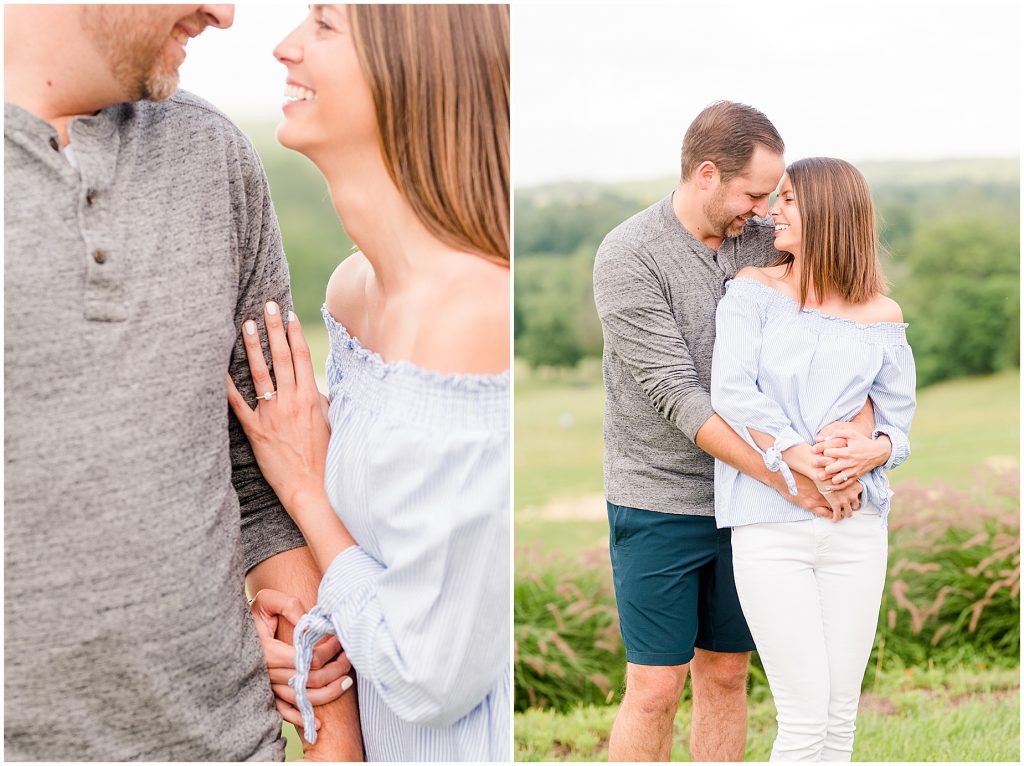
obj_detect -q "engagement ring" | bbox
[258,390,277,402]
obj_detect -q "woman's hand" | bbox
[811,425,891,490]
[815,480,863,522]
[227,303,331,513]
[250,589,354,732]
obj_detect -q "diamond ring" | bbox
[840,472,849,482]
[257,390,277,402]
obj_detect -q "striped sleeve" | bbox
[870,343,917,470]
[313,427,509,728]
[711,285,806,492]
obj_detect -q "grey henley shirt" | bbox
[593,193,776,516]
[4,92,306,760]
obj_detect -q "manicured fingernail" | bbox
[315,718,322,730]
[341,676,353,692]
[244,321,256,336]
[288,310,296,322]
[266,301,278,315]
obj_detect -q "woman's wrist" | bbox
[284,485,334,520]
[284,489,358,574]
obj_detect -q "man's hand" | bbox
[250,589,353,732]
[768,469,834,520]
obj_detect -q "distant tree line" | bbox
[514,160,1020,387]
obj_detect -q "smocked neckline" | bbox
[728,277,910,331]
[321,305,510,390]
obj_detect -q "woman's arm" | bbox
[710,285,807,496]
[294,431,509,732]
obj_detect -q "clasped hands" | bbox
[250,589,353,732]
[798,423,891,522]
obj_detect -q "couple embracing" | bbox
[5,4,509,761]
[594,102,916,762]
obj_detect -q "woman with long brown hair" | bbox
[711,158,916,760]
[226,5,509,760]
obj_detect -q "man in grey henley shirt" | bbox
[4,5,359,760]
[593,102,870,762]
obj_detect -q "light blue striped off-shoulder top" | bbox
[711,277,916,529]
[290,307,511,762]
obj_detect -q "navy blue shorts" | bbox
[608,501,755,666]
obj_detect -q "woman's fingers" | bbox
[261,636,304,669]
[241,319,275,397]
[263,301,295,393]
[811,437,846,454]
[268,653,350,687]
[285,311,316,393]
[252,589,307,628]
[817,424,859,442]
[821,458,856,478]
[275,698,318,731]
[311,636,343,670]
[272,676,353,707]
[226,375,256,430]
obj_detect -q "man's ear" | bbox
[695,160,718,191]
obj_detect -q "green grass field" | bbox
[516,665,1019,761]
[515,366,1019,554]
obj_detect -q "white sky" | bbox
[177,2,309,126]
[175,1,1021,185]
[512,0,1022,185]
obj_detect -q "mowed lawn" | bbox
[515,367,1019,554]
[516,665,1020,762]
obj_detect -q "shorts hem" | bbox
[694,639,756,653]
[625,649,695,666]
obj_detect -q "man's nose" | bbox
[199,4,235,29]
[752,200,769,218]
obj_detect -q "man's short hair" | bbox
[680,101,784,182]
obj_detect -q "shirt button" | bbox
[48,137,59,151]
[86,189,97,206]
[92,249,107,264]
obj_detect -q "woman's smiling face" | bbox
[769,174,802,256]
[272,5,378,159]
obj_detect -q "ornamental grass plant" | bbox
[514,468,1020,712]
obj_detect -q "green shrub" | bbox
[515,469,1020,712]
[873,467,1020,672]
[515,546,624,712]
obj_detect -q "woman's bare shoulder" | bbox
[325,252,370,327]
[735,264,788,284]
[864,294,904,323]
[413,260,510,376]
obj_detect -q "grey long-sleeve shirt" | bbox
[593,193,776,516]
[4,92,305,760]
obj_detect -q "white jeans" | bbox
[731,511,887,761]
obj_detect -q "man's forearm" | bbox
[247,546,364,762]
[694,414,783,490]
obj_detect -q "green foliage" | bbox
[515,547,624,713]
[515,469,1021,715]
[874,468,1020,671]
[895,216,1020,386]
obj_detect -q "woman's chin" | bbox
[275,121,308,154]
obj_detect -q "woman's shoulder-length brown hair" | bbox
[776,157,888,306]
[348,4,510,266]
